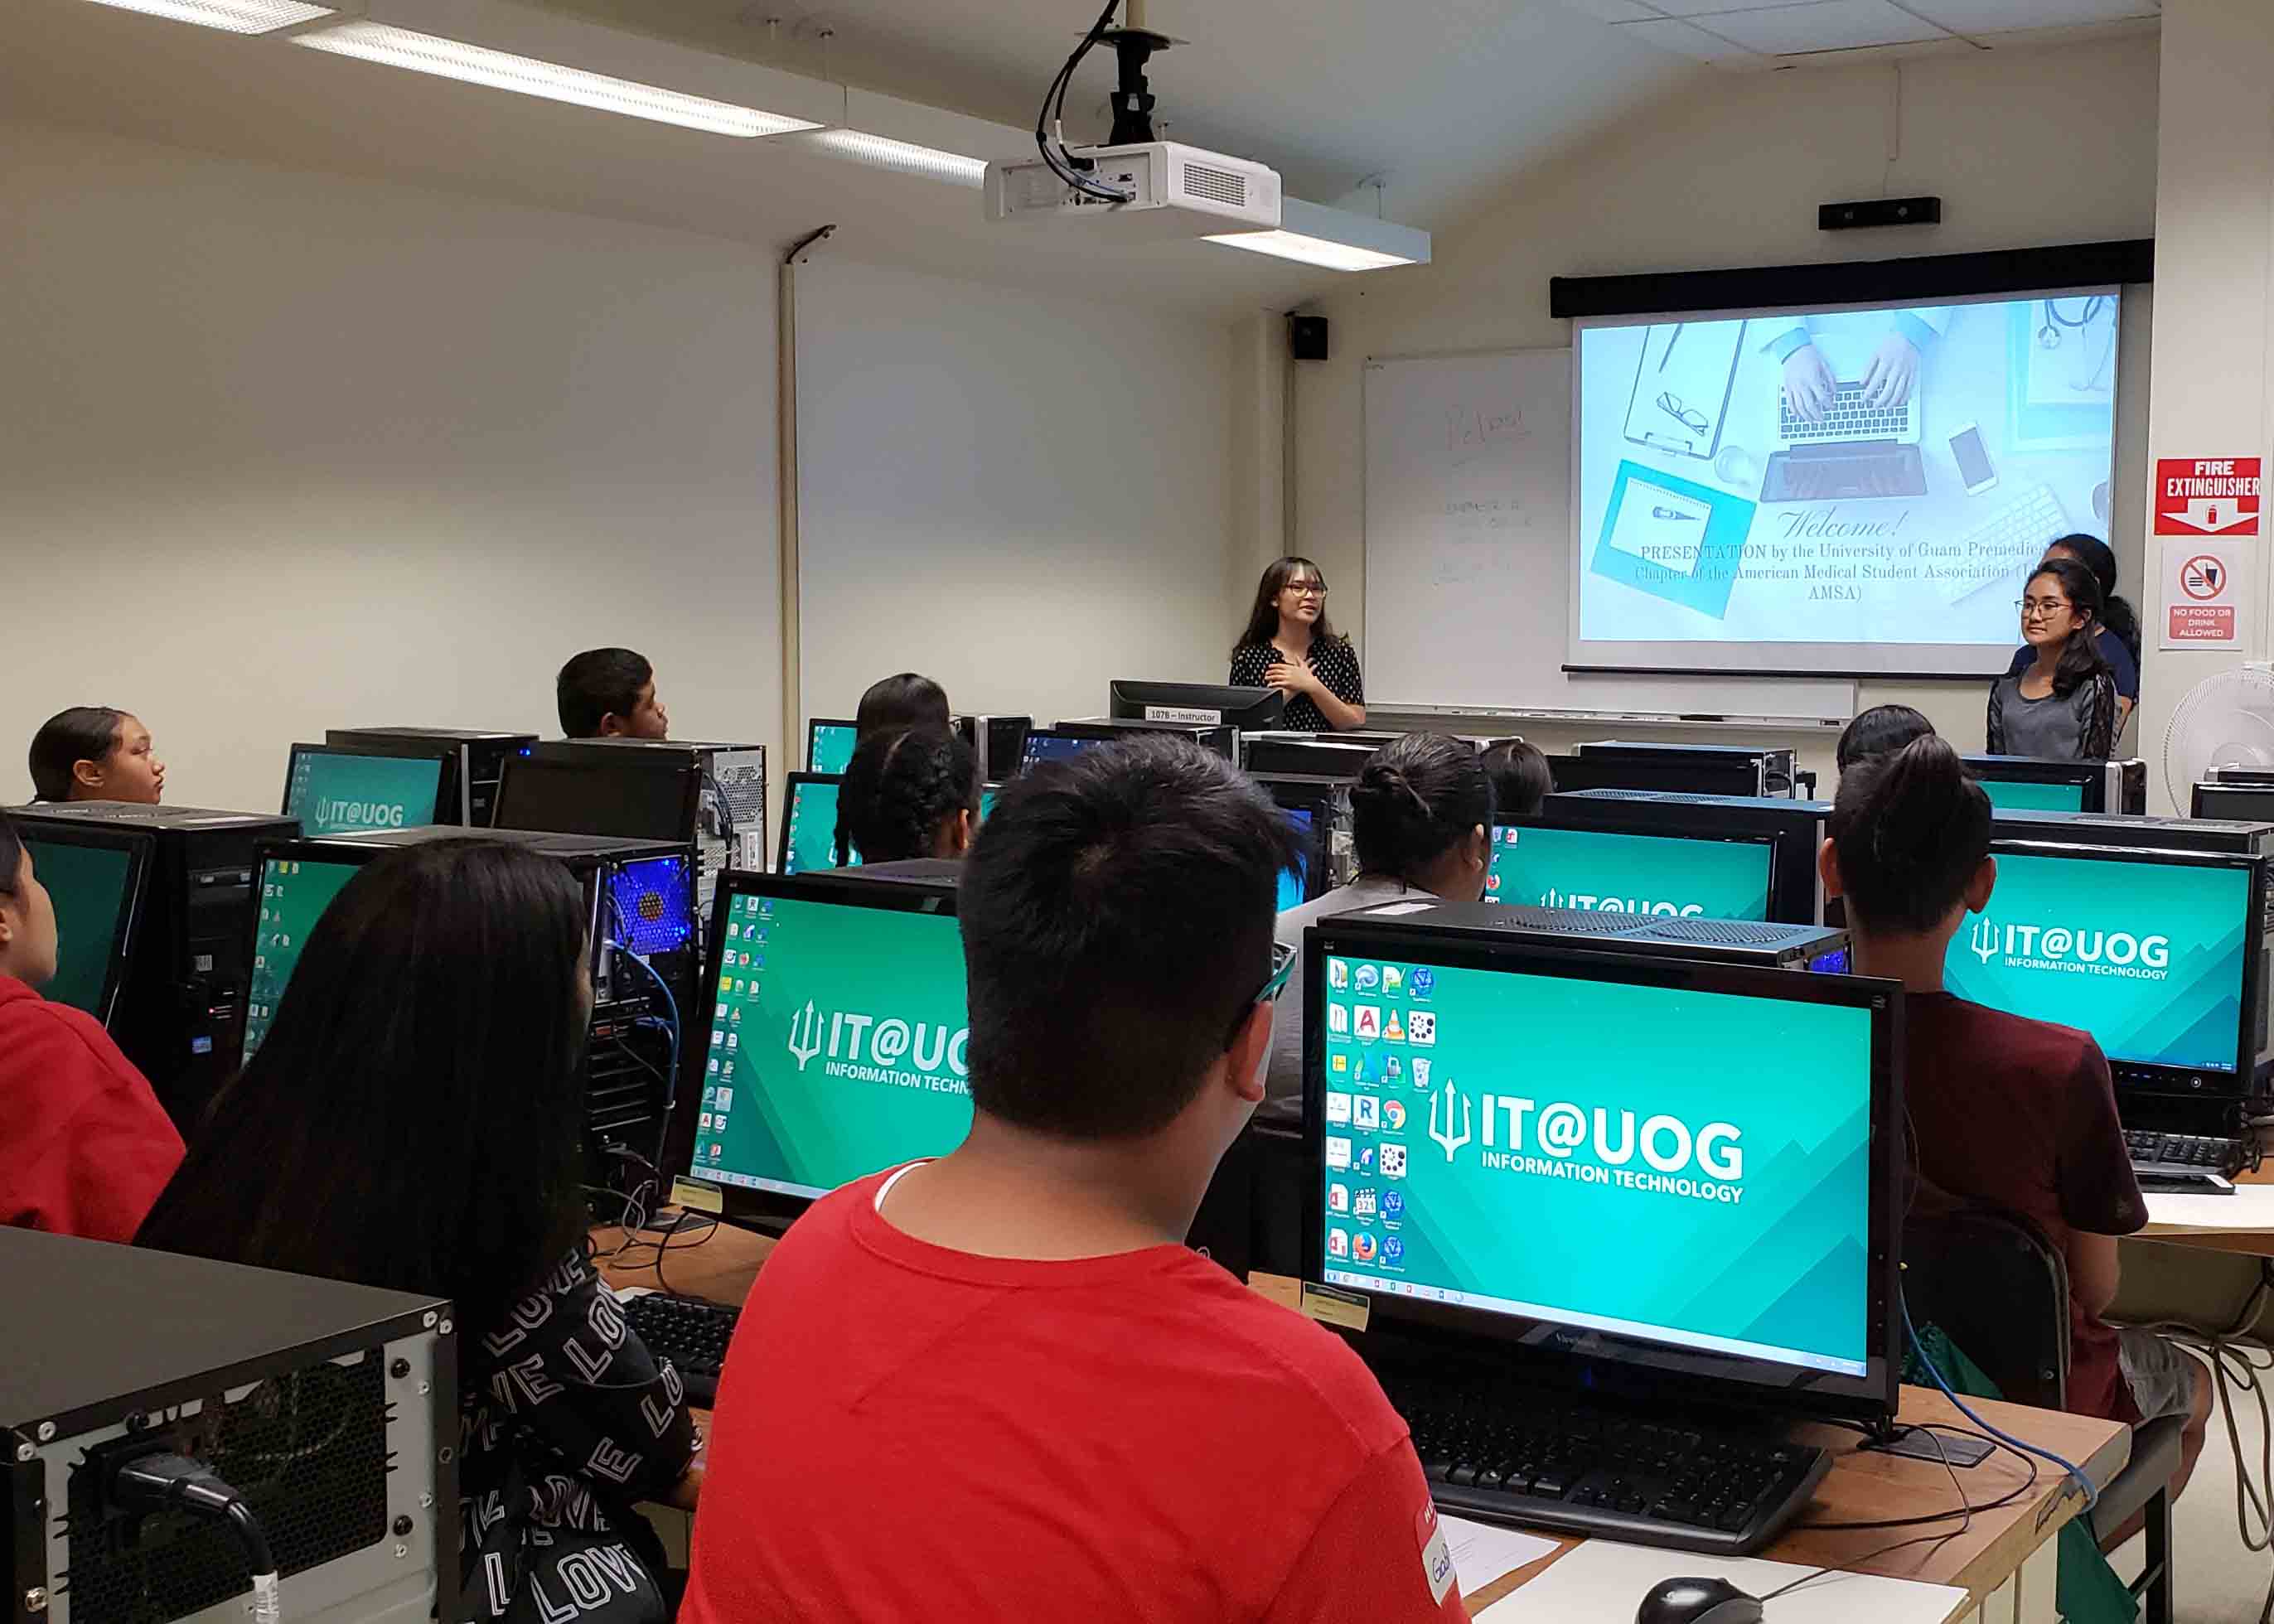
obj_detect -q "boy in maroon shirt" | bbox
[685,738,1467,1622]
[1821,737,2212,1533]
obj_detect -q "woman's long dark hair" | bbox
[2049,534,2140,669]
[1349,734,1493,883]
[1828,736,1993,936]
[837,726,979,866]
[137,839,592,1336]
[2026,558,2112,699]
[1235,556,1343,653]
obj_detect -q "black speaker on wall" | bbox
[1289,315,1329,361]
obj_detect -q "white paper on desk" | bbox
[1439,1516,1556,1594]
[1473,1539,1967,1624]
[2146,1187,2274,1231]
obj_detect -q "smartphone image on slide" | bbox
[1949,421,1998,496]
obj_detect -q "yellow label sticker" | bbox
[1299,1282,1372,1333]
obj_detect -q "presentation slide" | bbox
[1318,951,1874,1376]
[1485,825,1772,921]
[1573,291,2120,677]
[1943,853,2251,1073]
[692,892,970,1198]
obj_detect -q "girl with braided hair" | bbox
[835,726,980,867]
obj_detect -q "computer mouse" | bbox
[1635,1575,1766,1624]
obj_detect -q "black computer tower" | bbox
[287,827,704,1188]
[6,803,298,1131]
[5,1226,454,1624]
[325,728,538,828]
[1992,808,2274,858]
[954,716,1032,784]
[1571,740,1798,798]
[1054,717,1238,761]
[525,740,767,927]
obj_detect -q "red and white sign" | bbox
[2161,537,2243,648]
[2155,457,2262,537]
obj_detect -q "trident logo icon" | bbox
[1968,916,2000,966]
[1427,1080,1473,1164]
[786,1000,825,1071]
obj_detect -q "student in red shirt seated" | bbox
[0,810,183,1240]
[685,737,1469,1623]
[1821,737,2213,1520]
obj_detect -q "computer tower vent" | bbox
[1630,919,1802,947]
[62,1353,389,1622]
[1489,908,1655,936]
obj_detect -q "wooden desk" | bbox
[1247,1275,2124,1624]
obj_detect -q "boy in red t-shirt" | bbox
[685,738,1467,1623]
[0,812,182,1241]
[1821,737,2214,1535]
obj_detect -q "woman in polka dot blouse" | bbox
[1228,557,1367,732]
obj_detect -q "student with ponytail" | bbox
[835,726,980,867]
[1987,557,2119,761]
[1825,737,2209,1517]
[1263,733,1493,1109]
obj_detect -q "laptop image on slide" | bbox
[1761,331,1928,503]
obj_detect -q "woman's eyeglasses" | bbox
[1284,582,1328,599]
[2015,597,2074,621]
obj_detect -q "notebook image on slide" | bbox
[1589,459,1757,623]
[1622,320,1746,462]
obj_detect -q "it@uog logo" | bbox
[786,999,969,1085]
[1420,1079,1743,1203]
[1968,916,2170,979]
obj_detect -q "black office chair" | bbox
[1902,1208,2184,1624]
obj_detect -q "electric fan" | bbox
[2163,665,2274,812]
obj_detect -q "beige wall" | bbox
[1,117,783,811]
[1288,35,2160,787]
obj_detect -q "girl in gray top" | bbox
[1264,733,1493,1112]
[1987,557,2118,762]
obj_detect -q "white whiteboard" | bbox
[1361,350,1853,723]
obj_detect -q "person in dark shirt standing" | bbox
[1230,557,1367,732]
[1821,736,2211,1521]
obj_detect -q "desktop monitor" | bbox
[1945,841,2270,1100]
[1486,824,1774,921]
[1960,755,2145,816]
[778,774,856,875]
[807,718,859,776]
[1056,718,1239,762]
[1531,790,1830,926]
[326,727,537,827]
[686,870,969,1230]
[282,744,452,837]
[2193,782,2274,824]
[1107,680,1285,731]
[1017,728,1118,776]
[243,852,365,1062]
[17,825,151,1028]
[1256,776,1335,910]
[492,756,699,845]
[1303,914,1899,1424]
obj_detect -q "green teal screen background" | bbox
[1487,825,1773,921]
[1943,852,2250,1071]
[782,781,858,874]
[1319,950,1874,1374]
[288,752,446,835]
[1977,778,2087,813]
[810,724,858,776]
[23,839,133,1017]
[244,858,361,1058]
[691,892,970,1196]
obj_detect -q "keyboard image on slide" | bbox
[1941,484,2069,607]
[1778,382,1916,446]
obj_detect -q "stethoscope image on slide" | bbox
[2035,297,2115,394]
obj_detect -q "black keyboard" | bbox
[2125,1129,2248,1195]
[1389,1384,1830,1556]
[622,1291,739,1406]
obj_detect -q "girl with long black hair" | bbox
[1986,557,2119,761]
[138,839,695,1624]
[1228,557,1366,733]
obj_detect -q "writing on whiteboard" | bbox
[1445,405,1530,467]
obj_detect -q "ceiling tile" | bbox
[1699,0,1950,52]
[1898,0,2157,31]
[1652,0,1839,14]
[1562,0,1667,20]
[1610,16,1768,60]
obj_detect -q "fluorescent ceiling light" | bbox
[293,20,822,138]
[787,129,988,189]
[1205,196,1430,273]
[77,0,334,31]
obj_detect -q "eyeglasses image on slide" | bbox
[1655,392,1709,437]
